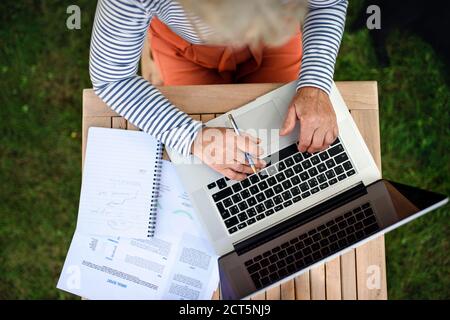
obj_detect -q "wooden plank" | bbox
[82,81,378,117]
[266,286,281,300]
[127,121,140,131]
[310,264,326,300]
[325,257,342,300]
[82,116,111,167]
[112,117,127,129]
[280,279,295,300]
[340,250,358,300]
[294,272,311,300]
[250,291,266,300]
[351,108,387,300]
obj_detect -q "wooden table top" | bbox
[82,81,387,300]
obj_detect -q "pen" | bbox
[227,113,258,174]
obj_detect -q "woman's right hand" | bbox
[191,127,266,180]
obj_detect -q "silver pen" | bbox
[227,113,258,174]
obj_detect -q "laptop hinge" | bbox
[234,182,367,256]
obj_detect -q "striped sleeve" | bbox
[297,0,348,94]
[89,0,202,156]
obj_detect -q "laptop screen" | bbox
[218,179,448,300]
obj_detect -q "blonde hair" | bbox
[179,0,309,47]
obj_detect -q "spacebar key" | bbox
[212,186,233,202]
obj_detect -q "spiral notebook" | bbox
[76,127,163,238]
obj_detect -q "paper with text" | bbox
[58,161,219,300]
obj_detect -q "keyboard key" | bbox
[299,182,309,192]
[247,218,256,225]
[343,161,353,171]
[207,182,216,189]
[311,187,319,194]
[308,178,318,187]
[285,157,294,167]
[258,170,269,180]
[247,197,257,206]
[256,213,265,220]
[238,222,246,229]
[267,177,277,186]
[311,155,320,165]
[225,216,239,228]
[338,174,346,181]
[223,198,233,207]
[250,185,259,195]
[328,144,344,157]
[238,212,248,222]
[230,205,239,215]
[245,259,253,267]
[282,180,292,190]
[319,182,329,190]
[248,263,261,274]
[347,169,356,177]
[232,194,242,203]
[303,152,312,158]
[216,178,227,189]
[220,210,231,219]
[334,152,349,164]
[291,176,301,185]
[249,175,260,184]
[277,162,286,171]
[229,226,238,234]
[273,184,283,194]
[273,195,283,204]
[317,174,326,183]
[241,179,251,188]
[334,165,344,175]
[256,192,266,202]
[256,204,265,213]
[240,189,251,199]
[299,172,309,181]
[362,203,371,209]
[293,163,303,173]
[264,199,275,209]
[238,201,248,211]
[308,167,318,177]
[329,178,338,185]
[302,159,312,169]
[247,208,257,217]
[325,159,336,168]
[264,188,275,198]
[282,191,292,200]
[293,153,303,162]
[274,205,283,212]
[216,202,226,214]
[266,209,275,216]
[331,137,340,145]
[293,196,301,202]
[212,187,233,202]
[317,163,327,173]
[291,186,300,196]
[302,191,311,199]
[319,152,329,161]
[258,180,269,190]
[325,169,335,179]
[285,168,294,178]
[276,172,286,182]
[232,183,242,193]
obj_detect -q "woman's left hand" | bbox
[280,86,338,153]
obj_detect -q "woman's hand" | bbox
[191,127,266,180]
[280,87,338,153]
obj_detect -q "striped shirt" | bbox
[89,0,348,156]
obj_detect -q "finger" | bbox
[298,119,315,152]
[229,162,255,175]
[333,126,339,140]
[233,149,266,168]
[307,127,327,153]
[222,168,248,181]
[280,105,297,136]
[235,135,264,157]
[324,130,335,147]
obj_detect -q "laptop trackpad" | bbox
[232,101,296,157]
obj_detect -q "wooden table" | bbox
[82,81,387,300]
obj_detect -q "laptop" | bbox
[167,82,448,299]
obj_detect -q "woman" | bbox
[90,0,348,180]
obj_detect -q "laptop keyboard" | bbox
[208,138,357,234]
[244,202,379,289]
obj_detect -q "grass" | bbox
[0,0,448,299]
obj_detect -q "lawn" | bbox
[0,0,448,299]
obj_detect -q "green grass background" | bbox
[0,0,448,299]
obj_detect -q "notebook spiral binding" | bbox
[148,142,164,237]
